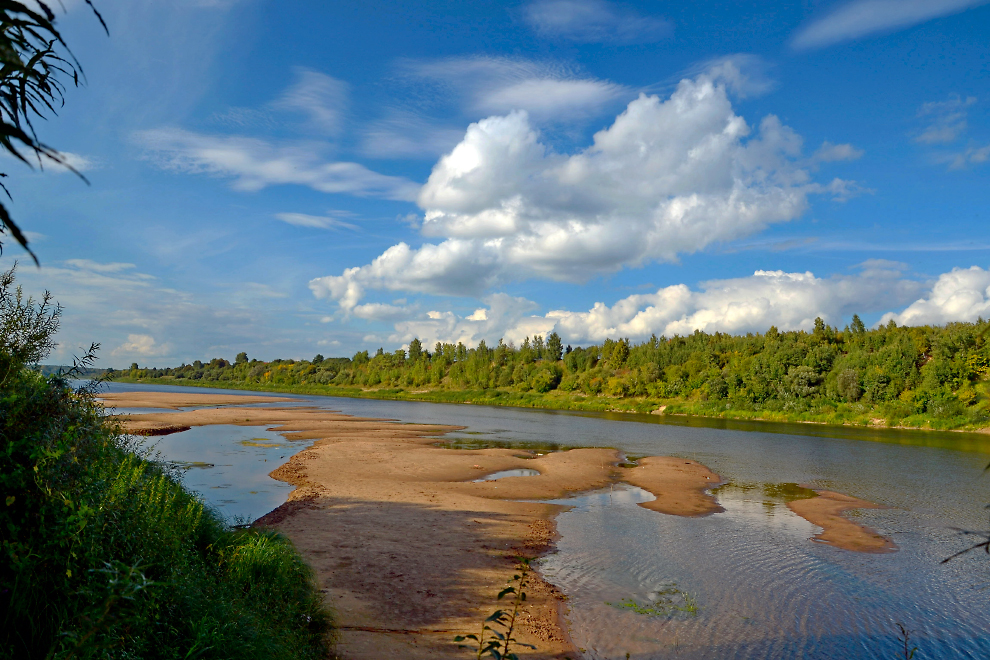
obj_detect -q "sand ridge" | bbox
[787,488,897,553]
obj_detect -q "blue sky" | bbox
[3,0,989,367]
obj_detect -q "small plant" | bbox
[455,558,537,659]
[607,583,700,618]
[895,622,918,659]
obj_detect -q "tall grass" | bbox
[1,366,334,659]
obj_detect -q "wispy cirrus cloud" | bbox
[911,94,988,170]
[791,0,990,50]
[136,127,420,201]
[401,55,629,124]
[915,93,976,145]
[275,212,359,231]
[271,68,350,136]
[523,0,672,43]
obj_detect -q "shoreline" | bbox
[109,377,990,438]
[103,390,899,657]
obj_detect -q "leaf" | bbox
[497,587,515,599]
[5,495,13,506]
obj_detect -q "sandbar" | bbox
[620,456,724,516]
[787,489,897,553]
[100,391,297,409]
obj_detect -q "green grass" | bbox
[1,368,334,659]
[115,375,990,435]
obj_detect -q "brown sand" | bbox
[787,489,897,553]
[619,456,724,516]
[107,390,891,657]
[100,391,296,410]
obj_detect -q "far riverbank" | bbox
[111,376,990,452]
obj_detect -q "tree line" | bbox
[119,316,990,429]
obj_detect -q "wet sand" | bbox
[105,391,894,657]
[788,489,897,553]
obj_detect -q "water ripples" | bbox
[538,484,990,660]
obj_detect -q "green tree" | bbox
[408,337,422,362]
[0,265,59,383]
[236,351,249,364]
[311,353,323,364]
[851,314,866,334]
[546,331,563,361]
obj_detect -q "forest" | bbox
[116,316,990,431]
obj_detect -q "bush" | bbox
[0,268,333,659]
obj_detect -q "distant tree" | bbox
[532,334,545,360]
[129,362,138,371]
[408,338,422,362]
[851,314,866,334]
[546,332,563,361]
[235,351,248,364]
[837,368,862,402]
[311,353,323,364]
[0,265,59,383]
[0,1,107,262]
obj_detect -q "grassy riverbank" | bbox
[113,374,990,433]
[1,268,334,659]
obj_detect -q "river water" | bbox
[100,382,990,658]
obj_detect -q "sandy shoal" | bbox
[787,489,897,553]
[100,391,297,409]
[108,390,893,657]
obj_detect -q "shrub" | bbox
[0,268,333,659]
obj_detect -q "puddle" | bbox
[472,468,541,482]
[137,424,311,523]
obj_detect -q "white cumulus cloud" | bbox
[881,266,990,326]
[547,265,920,342]
[373,264,925,348]
[312,65,863,311]
[112,334,171,358]
[792,0,990,50]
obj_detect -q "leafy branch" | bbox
[0,0,107,264]
[455,558,537,660]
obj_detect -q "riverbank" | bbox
[105,390,899,657]
[112,375,990,436]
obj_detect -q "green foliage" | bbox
[455,558,536,660]
[117,316,990,431]
[606,583,700,618]
[0,264,60,383]
[0,267,333,659]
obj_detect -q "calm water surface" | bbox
[102,382,990,658]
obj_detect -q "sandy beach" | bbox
[103,391,896,658]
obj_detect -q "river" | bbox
[101,382,990,659]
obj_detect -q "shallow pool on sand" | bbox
[138,424,311,523]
